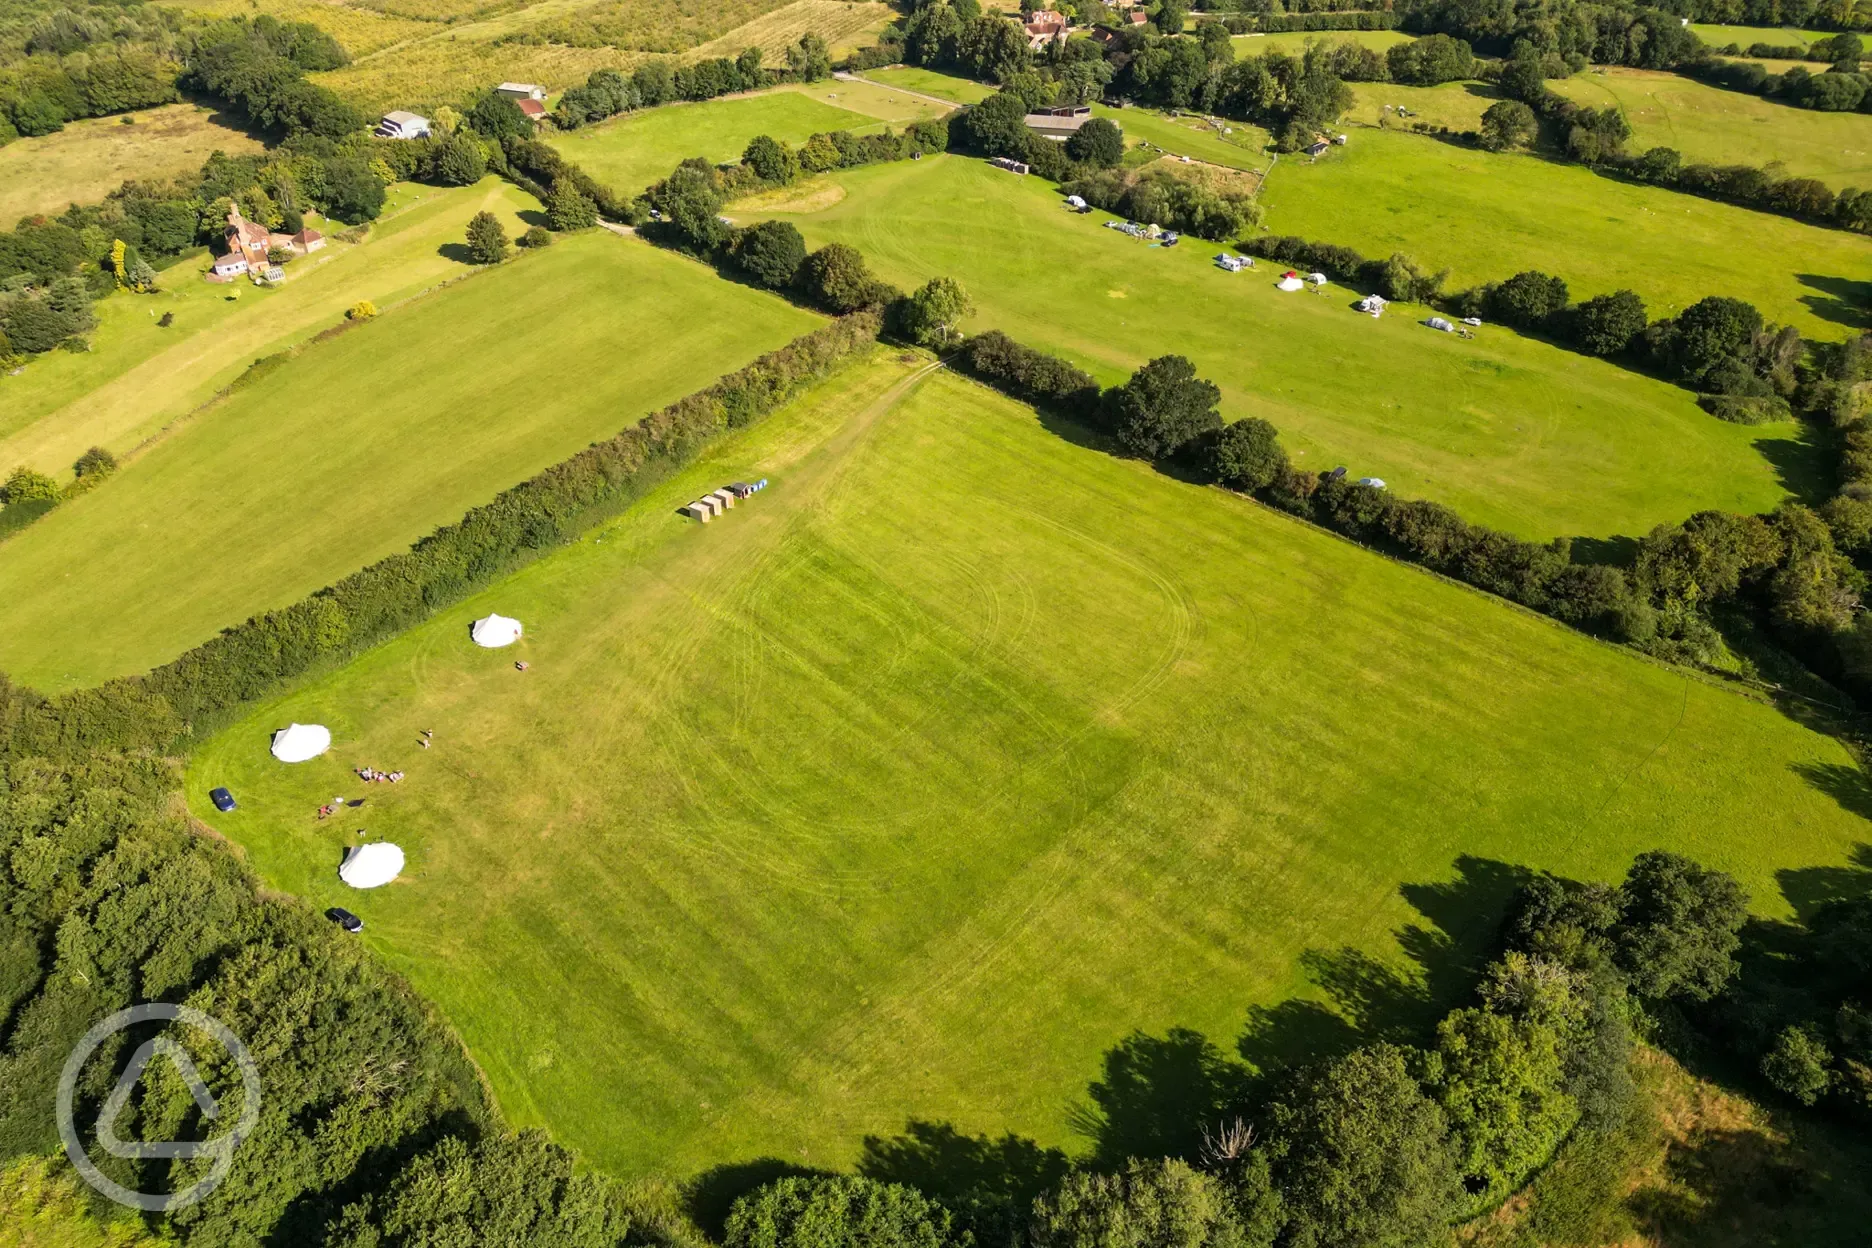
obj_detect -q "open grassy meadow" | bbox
[1259,128,1872,337]
[1689,22,1822,49]
[1550,67,1872,188]
[549,84,945,196]
[0,230,818,691]
[0,102,266,226]
[1232,29,1412,56]
[186,350,1872,1182]
[0,178,539,482]
[863,65,995,105]
[746,154,1804,541]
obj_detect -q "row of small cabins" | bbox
[681,480,768,523]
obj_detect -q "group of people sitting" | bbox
[355,767,405,783]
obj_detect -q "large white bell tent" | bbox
[339,843,405,889]
[270,723,331,763]
[471,614,524,648]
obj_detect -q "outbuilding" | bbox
[375,110,431,139]
[1356,294,1387,316]
[497,82,547,101]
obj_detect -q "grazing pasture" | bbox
[188,352,1872,1181]
[0,231,818,691]
[1550,67,1872,188]
[1232,29,1412,55]
[1688,22,1822,49]
[863,65,995,105]
[1,179,538,482]
[0,103,265,226]
[549,84,945,196]
[1259,128,1872,337]
[747,154,1803,541]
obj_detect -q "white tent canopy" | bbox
[471,614,523,648]
[1276,276,1304,292]
[1306,272,1328,285]
[339,843,405,889]
[270,723,331,763]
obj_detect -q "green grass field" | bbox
[1550,67,1872,188]
[1346,79,1496,131]
[186,350,1872,1182]
[1,178,539,482]
[0,102,267,227]
[549,86,943,196]
[745,154,1803,541]
[862,65,995,105]
[1233,29,1413,55]
[1689,22,1822,49]
[0,230,818,691]
[1260,128,1872,338]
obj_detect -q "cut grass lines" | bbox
[0,228,820,690]
[746,154,1805,540]
[187,354,1872,1180]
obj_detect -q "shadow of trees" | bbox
[685,1158,829,1240]
[1796,272,1872,332]
[859,1121,1069,1245]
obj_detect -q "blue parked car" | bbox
[209,787,237,812]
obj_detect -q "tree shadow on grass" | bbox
[1569,534,1641,567]
[1753,422,1833,506]
[517,208,550,228]
[1070,1026,1251,1167]
[858,1121,1068,1244]
[1773,829,1872,921]
[685,1158,830,1240]
[1795,272,1872,332]
[437,241,475,264]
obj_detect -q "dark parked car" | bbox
[209,787,237,812]
[326,907,364,934]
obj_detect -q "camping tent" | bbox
[339,843,405,889]
[1065,194,1087,208]
[1307,272,1328,286]
[270,723,331,763]
[1277,275,1304,292]
[1426,317,1455,333]
[471,614,523,648]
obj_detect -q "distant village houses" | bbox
[1024,8,1068,50]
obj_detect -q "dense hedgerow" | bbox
[0,311,883,759]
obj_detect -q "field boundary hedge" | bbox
[0,309,884,760]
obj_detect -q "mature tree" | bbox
[737,45,767,87]
[800,243,893,311]
[72,445,118,479]
[322,155,385,221]
[744,133,801,184]
[1632,510,1783,607]
[465,210,508,264]
[1,298,72,353]
[546,177,598,231]
[1761,1025,1833,1105]
[1425,1007,1578,1206]
[962,90,1032,156]
[1199,20,1234,65]
[1386,34,1476,85]
[519,225,552,248]
[466,90,532,140]
[1614,850,1749,1002]
[1267,1045,1464,1248]
[898,277,973,348]
[1156,2,1188,35]
[1657,295,1763,384]
[958,13,1032,80]
[1066,116,1125,167]
[906,1,965,66]
[654,163,729,251]
[327,1130,632,1247]
[435,132,487,186]
[730,220,807,288]
[1768,502,1861,637]
[1485,270,1568,329]
[788,32,833,81]
[1029,1158,1246,1248]
[1478,99,1537,151]
[1207,417,1287,490]
[1108,355,1222,459]
[1569,289,1646,356]
[1497,49,1548,104]
[725,1175,966,1248]
[1,465,60,504]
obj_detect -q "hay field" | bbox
[1260,127,1872,338]
[0,103,266,226]
[187,350,1872,1180]
[691,0,897,61]
[1,179,538,482]
[0,230,819,690]
[748,154,1804,541]
[155,0,436,57]
[1550,67,1872,188]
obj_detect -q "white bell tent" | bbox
[339,843,405,889]
[471,614,524,648]
[270,723,331,763]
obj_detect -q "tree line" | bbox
[553,35,834,130]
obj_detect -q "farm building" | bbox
[292,228,325,253]
[1025,106,1091,141]
[376,110,431,139]
[1304,139,1329,157]
[516,99,546,121]
[497,82,547,101]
